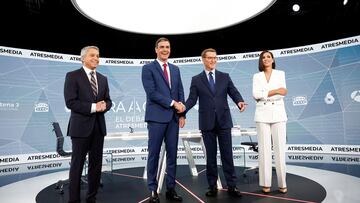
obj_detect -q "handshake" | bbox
[173,101,186,113]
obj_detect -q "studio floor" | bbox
[0,153,359,203]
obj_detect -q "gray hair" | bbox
[80,46,99,60]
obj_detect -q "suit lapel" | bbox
[96,73,103,96]
[169,64,176,90]
[214,71,222,94]
[80,68,97,100]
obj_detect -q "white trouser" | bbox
[256,122,287,188]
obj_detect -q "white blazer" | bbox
[252,69,287,123]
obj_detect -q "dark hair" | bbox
[201,48,217,58]
[155,37,170,48]
[258,50,276,72]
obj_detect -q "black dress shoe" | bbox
[227,187,242,197]
[86,196,96,203]
[166,188,182,201]
[205,186,218,197]
[149,191,159,203]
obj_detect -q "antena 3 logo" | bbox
[34,102,49,112]
[0,102,20,111]
[292,96,308,106]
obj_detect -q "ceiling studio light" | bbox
[72,0,276,35]
[292,4,300,12]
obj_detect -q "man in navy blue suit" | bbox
[64,46,112,203]
[184,48,246,198]
[142,37,185,203]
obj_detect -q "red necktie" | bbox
[163,63,169,84]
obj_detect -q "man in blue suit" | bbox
[64,46,112,203]
[184,48,246,198]
[142,37,185,203]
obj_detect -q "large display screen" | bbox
[0,36,359,162]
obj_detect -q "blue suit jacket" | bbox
[142,60,185,123]
[64,68,112,137]
[185,70,243,131]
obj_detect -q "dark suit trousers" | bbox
[147,116,179,192]
[69,118,104,202]
[202,121,237,188]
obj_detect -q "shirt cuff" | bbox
[170,100,175,107]
[91,103,96,113]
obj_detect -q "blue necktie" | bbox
[209,72,215,94]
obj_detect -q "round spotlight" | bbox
[343,0,348,5]
[71,0,277,35]
[292,4,300,12]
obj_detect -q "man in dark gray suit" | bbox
[184,48,246,198]
[64,46,112,203]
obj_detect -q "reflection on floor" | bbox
[0,153,359,203]
[36,165,328,203]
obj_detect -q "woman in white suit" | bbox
[252,50,288,194]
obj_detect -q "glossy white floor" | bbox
[1,161,359,203]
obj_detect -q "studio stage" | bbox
[36,165,326,203]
